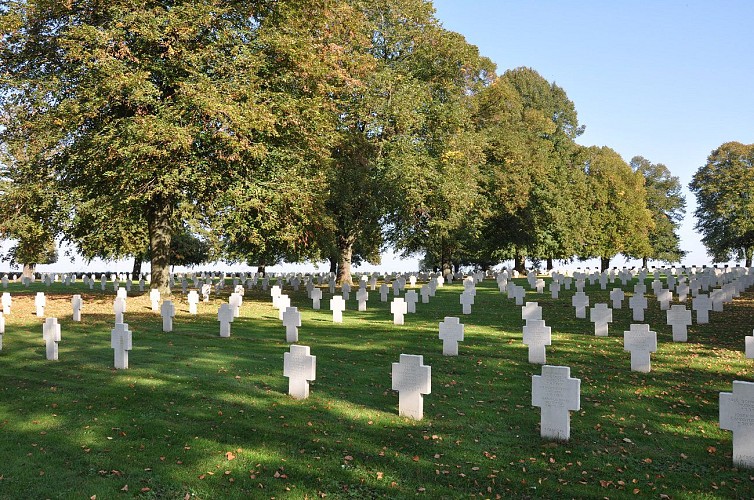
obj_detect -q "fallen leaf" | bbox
[120,485,128,492]
[226,451,236,460]
[376,472,383,479]
[412,455,420,462]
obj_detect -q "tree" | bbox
[576,146,653,270]
[689,141,754,266]
[630,156,686,267]
[1,1,346,293]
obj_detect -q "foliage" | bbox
[631,156,686,264]
[689,141,754,266]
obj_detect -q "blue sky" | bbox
[432,0,754,267]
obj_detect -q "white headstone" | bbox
[438,317,464,356]
[746,333,754,359]
[187,290,199,314]
[623,324,657,372]
[356,288,369,312]
[43,317,61,360]
[610,288,624,309]
[277,294,291,321]
[1,292,10,315]
[523,319,551,364]
[161,300,175,332]
[330,295,346,323]
[282,306,301,343]
[404,290,418,313]
[692,294,712,324]
[71,294,83,322]
[35,292,46,318]
[218,303,234,337]
[531,365,580,441]
[391,297,407,325]
[283,344,316,399]
[657,289,672,310]
[111,323,132,369]
[571,292,589,319]
[379,283,389,302]
[392,354,431,420]
[460,291,474,315]
[629,294,647,321]
[310,287,322,310]
[667,304,692,342]
[149,288,160,312]
[589,303,612,336]
[720,380,754,468]
[522,301,542,322]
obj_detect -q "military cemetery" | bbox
[1,0,753,497]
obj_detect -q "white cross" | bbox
[282,306,301,342]
[1,292,11,315]
[656,289,672,310]
[379,283,389,302]
[218,303,234,337]
[35,292,46,318]
[356,288,369,312]
[330,295,346,323]
[438,317,464,356]
[720,380,754,468]
[161,300,175,332]
[571,292,589,319]
[667,304,692,342]
[71,294,83,322]
[187,290,199,314]
[628,294,647,321]
[149,288,160,311]
[623,324,657,372]
[391,297,407,325]
[523,319,551,364]
[532,365,580,441]
[43,317,61,360]
[310,287,322,310]
[392,354,431,420]
[229,292,243,318]
[609,288,624,309]
[420,285,430,304]
[460,291,474,315]
[589,303,612,336]
[522,302,542,322]
[549,281,560,299]
[277,294,291,320]
[692,294,712,324]
[113,297,126,324]
[111,323,132,369]
[404,290,418,313]
[284,344,316,399]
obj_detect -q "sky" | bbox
[432,0,754,269]
[3,1,753,275]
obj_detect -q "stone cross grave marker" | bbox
[532,365,580,441]
[392,280,401,297]
[277,295,291,320]
[201,283,211,302]
[438,317,464,356]
[270,285,282,309]
[549,281,561,299]
[0,311,4,350]
[623,324,657,373]
[229,292,242,318]
[2,292,11,315]
[571,292,589,319]
[35,292,46,318]
[420,284,430,304]
[282,306,301,343]
[404,290,418,313]
[589,303,612,336]
[535,278,545,294]
[392,354,431,420]
[667,304,692,342]
[657,289,672,310]
[161,300,175,332]
[746,331,754,359]
[379,283,389,302]
[391,297,407,325]
[720,380,754,468]
[72,295,83,322]
[676,282,690,302]
[692,293,712,324]
[523,319,551,364]
[370,275,378,291]
[460,291,474,315]
[187,290,199,314]
[522,301,542,322]
[330,295,346,323]
[610,288,625,309]
[328,278,336,295]
[111,323,132,369]
[510,284,525,306]
[149,289,160,312]
[356,288,369,311]
[629,293,647,321]
[113,297,126,324]
[310,287,322,310]
[342,281,351,301]
[43,317,61,360]
[284,344,316,399]
[218,303,234,338]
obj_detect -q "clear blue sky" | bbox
[433,0,754,267]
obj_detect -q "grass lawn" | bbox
[0,274,752,499]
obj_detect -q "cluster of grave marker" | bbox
[1,265,754,466]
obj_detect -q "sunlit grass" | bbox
[0,275,752,497]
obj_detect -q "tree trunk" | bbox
[22,263,36,279]
[745,246,753,267]
[147,196,172,295]
[132,256,143,278]
[514,251,526,274]
[600,256,610,271]
[546,257,554,271]
[440,239,452,277]
[257,265,266,277]
[642,256,648,269]
[337,236,353,286]
[329,253,338,275]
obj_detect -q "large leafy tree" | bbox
[630,155,686,267]
[576,146,653,270]
[689,141,754,266]
[0,1,340,293]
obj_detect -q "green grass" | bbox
[0,275,752,499]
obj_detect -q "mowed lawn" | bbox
[0,275,752,499]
